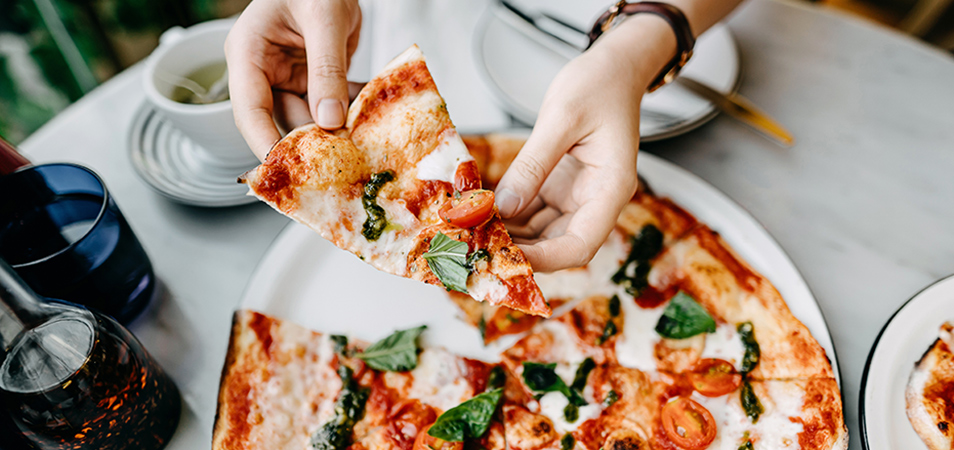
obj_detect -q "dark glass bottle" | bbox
[0,260,180,450]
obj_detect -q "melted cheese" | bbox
[293,191,415,276]
[701,323,746,370]
[408,349,473,412]
[416,128,474,184]
[692,382,806,449]
[247,330,339,448]
[541,320,589,367]
[747,382,806,448]
[615,290,665,372]
[538,392,602,433]
[469,273,507,305]
[534,235,626,301]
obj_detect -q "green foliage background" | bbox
[0,0,222,144]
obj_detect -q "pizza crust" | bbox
[907,322,954,450]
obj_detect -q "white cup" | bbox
[143,19,258,169]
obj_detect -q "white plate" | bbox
[127,102,257,208]
[860,274,954,450]
[474,1,740,142]
[238,151,841,385]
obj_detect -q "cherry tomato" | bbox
[413,424,463,450]
[439,189,496,228]
[688,358,742,397]
[660,397,717,450]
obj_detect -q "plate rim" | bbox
[858,273,954,450]
[237,150,842,389]
[471,8,742,141]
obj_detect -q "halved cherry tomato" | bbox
[413,424,463,450]
[688,358,743,397]
[660,397,717,450]
[439,189,496,228]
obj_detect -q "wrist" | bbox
[587,13,680,91]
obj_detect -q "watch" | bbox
[586,1,696,92]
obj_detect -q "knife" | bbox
[494,0,795,147]
[674,77,794,147]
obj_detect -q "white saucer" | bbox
[128,102,258,207]
[860,274,954,450]
[474,0,741,141]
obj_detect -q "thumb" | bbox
[301,3,358,130]
[495,111,579,218]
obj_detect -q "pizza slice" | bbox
[212,310,342,450]
[907,321,954,450]
[496,316,847,449]
[639,225,835,380]
[213,310,508,450]
[240,46,548,317]
[493,300,847,450]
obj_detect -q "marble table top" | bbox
[17,0,954,448]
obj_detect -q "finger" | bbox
[519,183,632,272]
[273,91,313,134]
[507,206,562,239]
[517,233,589,273]
[225,33,281,161]
[348,81,366,102]
[495,107,583,219]
[503,195,545,227]
[299,1,359,129]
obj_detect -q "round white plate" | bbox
[127,102,257,207]
[474,2,740,141]
[860,274,954,450]
[238,151,841,385]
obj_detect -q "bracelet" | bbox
[586,1,696,92]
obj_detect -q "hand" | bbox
[496,15,678,273]
[225,0,362,160]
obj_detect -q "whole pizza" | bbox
[218,46,847,450]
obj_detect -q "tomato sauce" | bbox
[635,286,676,309]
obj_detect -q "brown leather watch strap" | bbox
[586,1,696,92]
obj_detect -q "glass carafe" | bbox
[0,260,180,449]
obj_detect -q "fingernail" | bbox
[317,99,345,129]
[496,188,520,218]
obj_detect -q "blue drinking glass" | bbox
[0,163,155,323]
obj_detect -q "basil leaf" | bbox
[310,366,370,450]
[423,233,470,293]
[486,365,506,391]
[466,248,490,269]
[608,294,621,317]
[654,291,716,339]
[356,325,426,372]
[560,433,575,450]
[740,380,763,423]
[738,441,754,450]
[597,320,618,345]
[611,225,663,296]
[361,170,394,241]
[570,358,595,392]
[521,362,587,406]
[603,390,619,407]
[428,388,504,441]
[330,335,348,357]
[563,403,579,422]
[737,321,760,374]
[628,224,664,262]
